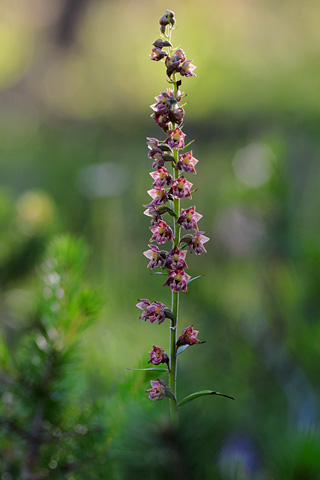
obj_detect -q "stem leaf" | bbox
[177,345,189,355]
[187,275,204,285]
[177,390,234,408]
[177,341,206,356]
[183,139,195,149]
[127,368,168,372]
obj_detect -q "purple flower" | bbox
[145,379,167,401]
[151,92,175,114]
[148,346,169,366]
[166,88,183,102]
[164,246,188,270]
[147,187,169,206]
[151,113,171,132]
[165,49,186,77]
[185,231,210,254]
[165,127,186,149]
[163,269,191,293]
[150,92,185,130]
[173,48,186,63]
[170,107,185,126]
[150,220,173,244]
[180,60,197,77]
[148,148,166,169]
[136,299,167,324]
[150,167,172,187]
[177,325,200,346]
[177,151,198,174]
[150,48,168,61]
[146,137,160,149]
[177,206,202,230]
[170,176,193,199]
[143,244,166,269]
[143,205,163,226]
[165,56,182,77]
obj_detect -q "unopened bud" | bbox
[153,39,172,48]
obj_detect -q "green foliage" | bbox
[0,235,111,479]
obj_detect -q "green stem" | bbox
[169,69,180,428]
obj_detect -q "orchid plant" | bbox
[131,10,233,426]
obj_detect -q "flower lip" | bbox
[170,176,193,199]
[164,246,188,270]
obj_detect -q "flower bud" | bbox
[159,10,175,27]
[153,39,172,48]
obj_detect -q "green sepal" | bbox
[177,390,234,408]
[126,368,167,372]
[187,275,204,285]
[165,387,177,403]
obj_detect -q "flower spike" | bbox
[130,11,233,420]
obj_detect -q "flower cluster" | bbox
[150,92,185,132]
[132,10,215,410]
[146,94,209,293]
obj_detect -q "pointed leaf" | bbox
[177,390,234,408]
[177,345,189,355]
[127,368,167,372]
[177,341,206,356]
[187,275,204,285]
[183,139,195,149]
[150,272,167,275]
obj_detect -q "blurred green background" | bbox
[1,0,320,478]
